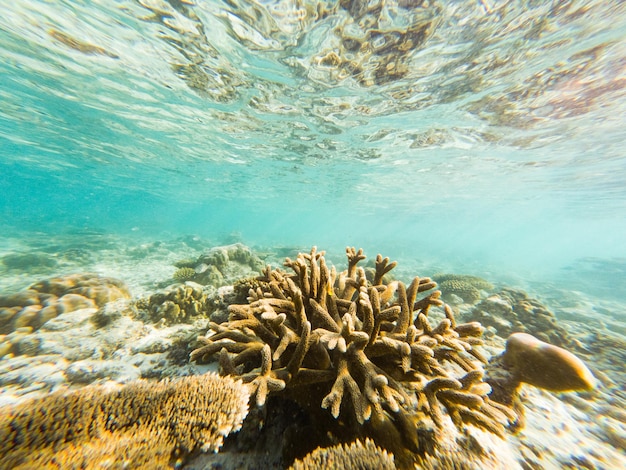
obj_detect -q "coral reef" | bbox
[432,273,494,304]
[191,247,516,466]
[467,288,580,348]
[147,282,211,324]
[289,438,395,470]
[485,332,596,430]
[0,373,250,468]
[0,273,130,334]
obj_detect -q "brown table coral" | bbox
[191,247,516,466]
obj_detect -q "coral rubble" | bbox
[0,373,249,468]
[191,247,515,466]
[0,273,130,335]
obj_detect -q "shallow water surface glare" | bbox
[1,1,626,278]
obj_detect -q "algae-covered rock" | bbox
[485,332,596,431]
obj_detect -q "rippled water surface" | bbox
[1,0,626,281]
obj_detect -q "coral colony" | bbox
[0,247,595,469]
[191,247,595,467]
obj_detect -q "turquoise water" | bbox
[1,0,626,287]
[1,3,626,468]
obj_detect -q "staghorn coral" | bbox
[432,274,494,304]
[191,247,515,465]
[0,373,249,468]
[147,282,211,324]
[0,273,130,334]
[289,438,395,470]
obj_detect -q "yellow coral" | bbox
[148,283,210,324]
[289,439,395,470]
[0,373,250,468]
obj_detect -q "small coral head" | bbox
[503,332,596,392]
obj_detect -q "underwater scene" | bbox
[1,0,625,468]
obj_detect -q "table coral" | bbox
[191,247,515,465]
[0,273,130,334]
[289,438,395,470]
[0,373,249,468]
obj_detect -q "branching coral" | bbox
[191,247,515,463]
[0,373,249,468]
